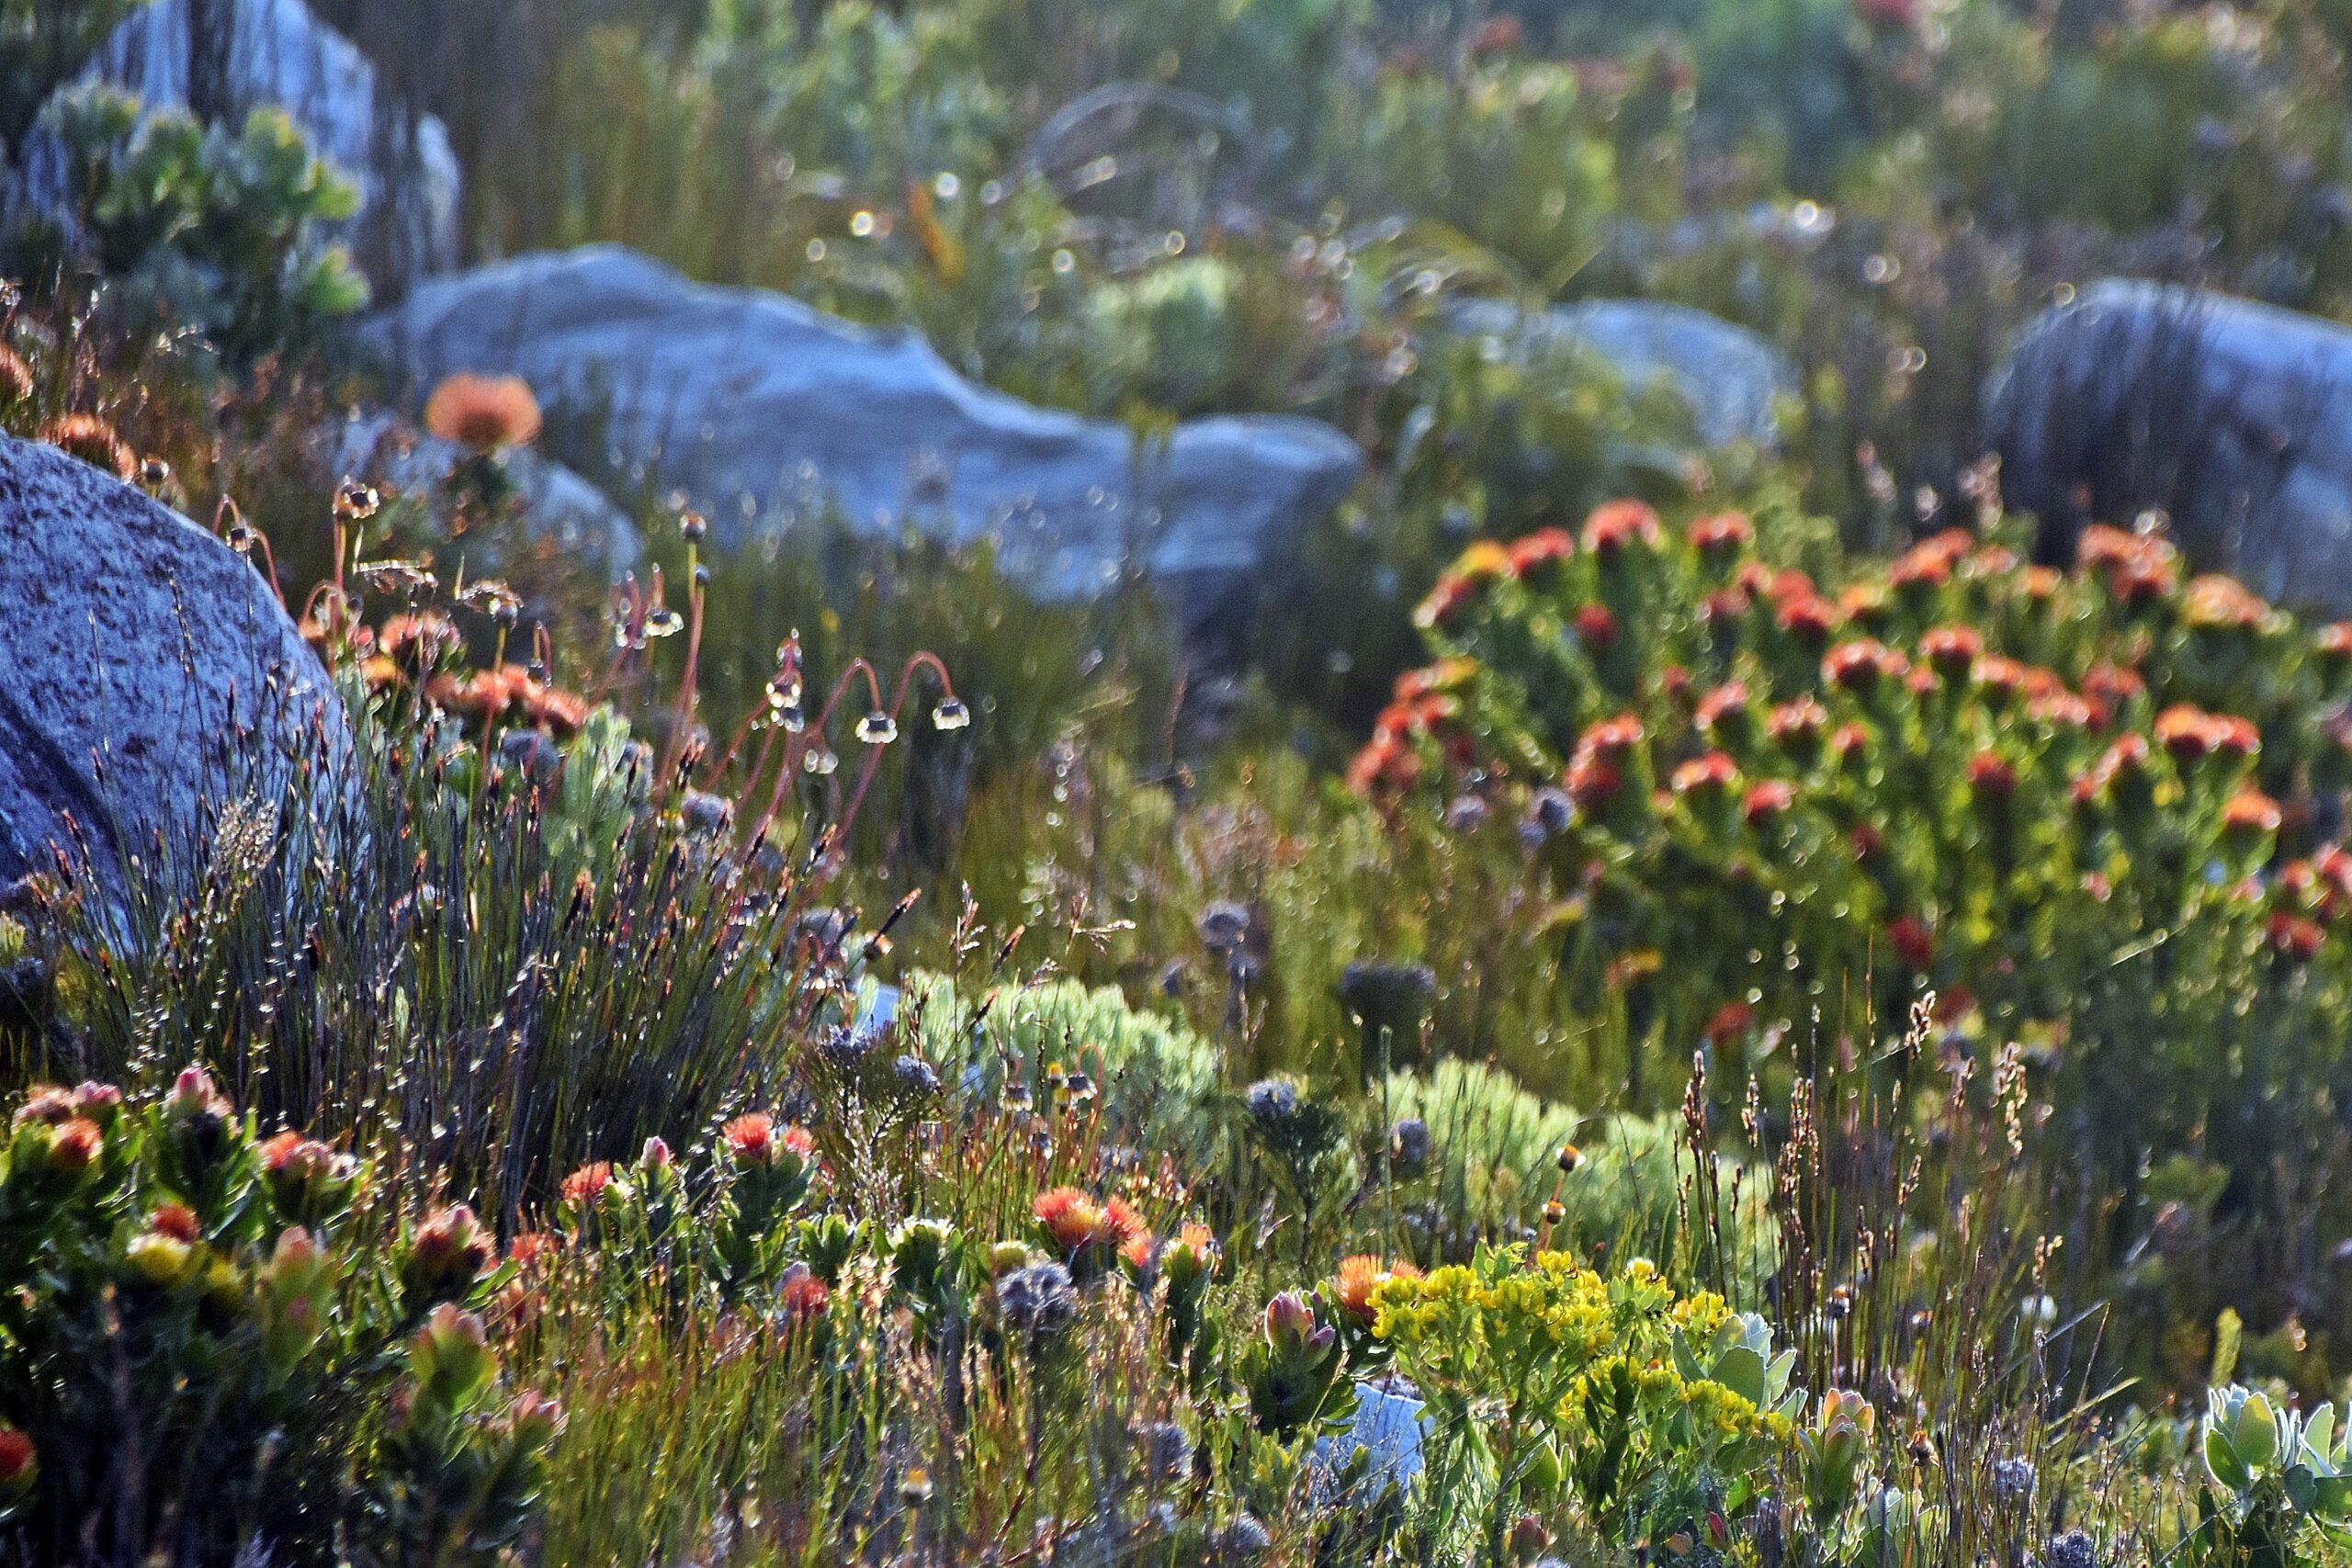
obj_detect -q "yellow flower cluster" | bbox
[1371,1248,1618,1372]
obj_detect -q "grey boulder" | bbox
[0,437,340,890]
[364,246,1363,611]
[25,0,460,294]
[1448,297,1797,449]
[1988,278,2352,613]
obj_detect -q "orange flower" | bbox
[424,373,543,452]
[1695,681,1750,734]
[2183,574,2268,632]
[1581,500,1662,556]
[2269,912,2325,964]
[39,412,136,479]
[1918,626,1984,677]
[1506,527,1574,579]
[560,1161,616,1207]
[1333,1255,1421,1325]
[1774,592,1840,646]
[1034,1186,1109,1252]
[1672,751,1738,796]
[150,1201,201,1243]
[1574,603,1620,650]
[1743,779,1795,825]
[1965,750,2018,800]
[2222,789,2283,837]
[1687,511,1754,556]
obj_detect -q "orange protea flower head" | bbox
[1695,681,1750,736]
[1965,750,2018,800]
[1574,602,1620,651]
[1823,638,1905,694]
[1565,753,1622,811]
[2183,574,2269,632]
[1034,1186,1109,1252]
[1102,1196,1148,1250]
[1687,511,1754,558]
[1767,694,1827,753]
[47,1116,102,1175]
[2212,714,2261,761]
[1581,500,1662,557]
[2269,912,2325,964]
[150,1201,202,1243]
[40,412,138,479]
[1829,721,1871,770]
[1775,592,1840,649]
[777,1262,831,1322]
[1580,714,1645,761]
[1743,779,1795,826]
[1672,750,1739,797]
[2155,705,2225,763]
[2319,622,2352,665]
[1888,529,1970,592]
[1333,1254,1421,1326]
[1918,626,1984,679]
[1699,586,1751,629]
[2223,788,2284,838]
[560,1160,617,1207]
[1506,526,1574,581]
[424,373,543,453]
[2020,564,2063,600]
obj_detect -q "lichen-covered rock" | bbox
[1988,278,2352,613]
[0,437,340,890]
[366,245,1363,614]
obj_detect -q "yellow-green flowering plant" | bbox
[1371,1247,1795,1555]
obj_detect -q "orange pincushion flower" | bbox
[1581,500,1662,556]
[49,1117,102,1174]
[2269,912,2325,964]
[1507,527,1574,579]
[2223,788,2284,837]
[1672,751,1738,796]
[150,1201,201,1243]
[1775,592,1840,647]
[1742,779,1795,825]
[778,1264,831,1321]
[1823,638,1905,693]
[1767,695,1827,750]
[1579,714,1645,760]
[2155,705,2227,762]
[1687,511,1754,556]
[1574,603,1620,650]
[2183,574,2269,632]
[560,1161,616,1206]
[1034,1186,1109,1251]
[2319,622,2352,662]
[1918,626,1984,676]
[424,373,543,453]
[1695,681,1750,734]
[1965,750,2018,800]
[1103,1196,1149,1249]
[1334,1255,1421,1325]
[40,412,137,479]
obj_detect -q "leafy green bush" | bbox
[31,85,368,356]
[1359,500,2352,1213]
[0,1071,552,1566]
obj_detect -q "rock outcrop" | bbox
[366,245,1364,613]
[0,437,339,890]
[1988,278,2352,612]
